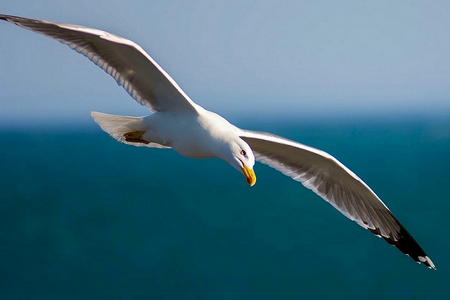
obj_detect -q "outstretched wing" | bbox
[241,130,435,269]
[0,14,197,113]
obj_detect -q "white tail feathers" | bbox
[91,111,146,146]
[91,111,170,148]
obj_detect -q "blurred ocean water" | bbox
[0,117,449,299]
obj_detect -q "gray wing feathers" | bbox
[0,14,196,113]
[249,136,397,235]
[241,130,435,269]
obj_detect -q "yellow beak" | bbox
[242,165,257,187]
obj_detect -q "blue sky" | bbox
[1,0,449,123]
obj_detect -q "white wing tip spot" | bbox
[419,256,436,270]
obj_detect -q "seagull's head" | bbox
[223,138,256,187]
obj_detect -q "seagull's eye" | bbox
[240,150,247,157]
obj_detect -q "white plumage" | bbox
[0,14,435,270]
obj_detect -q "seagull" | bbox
[0,14,435,269]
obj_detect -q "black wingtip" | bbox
[0,14,17,22]
[0,14,27,22]
[369,223,436,270]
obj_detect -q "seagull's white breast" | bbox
[143,108,238,158]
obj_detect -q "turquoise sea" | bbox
[1,117,449,299]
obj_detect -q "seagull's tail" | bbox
[91,111,149,147]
